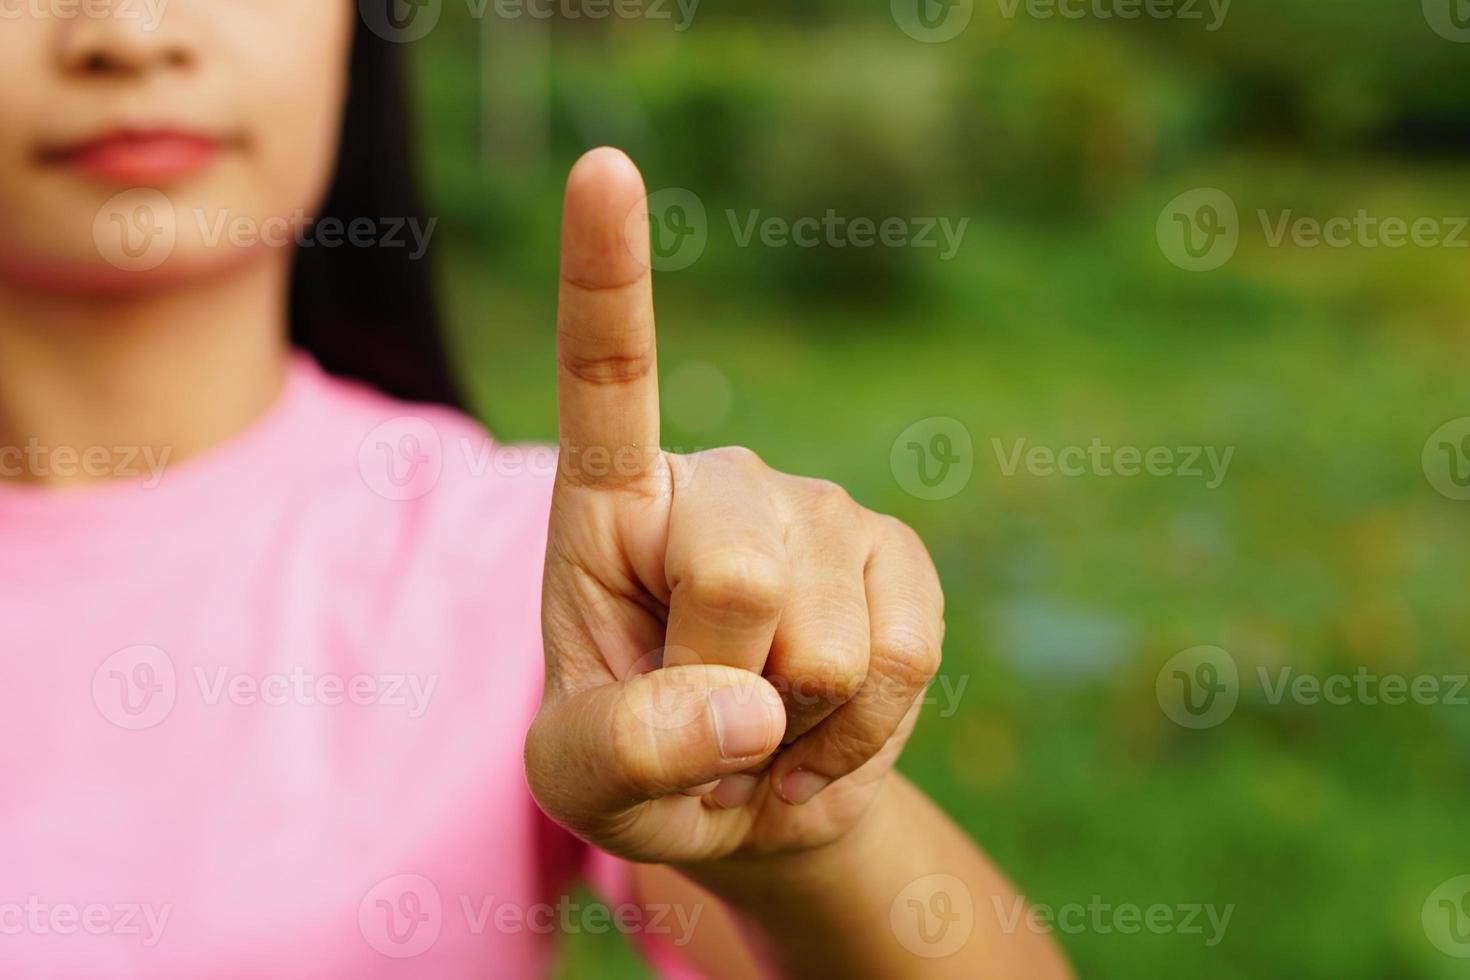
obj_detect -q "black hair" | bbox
[288,18,463,410]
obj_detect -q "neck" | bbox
[0,256,293,488]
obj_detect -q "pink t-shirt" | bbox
[0,355,694,978]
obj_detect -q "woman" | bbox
[0,3,1071,977]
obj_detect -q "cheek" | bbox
[224,5,355,223]
[0,26,64,264]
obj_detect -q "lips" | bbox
[38,129,228,184]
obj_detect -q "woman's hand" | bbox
[525,148,945,867]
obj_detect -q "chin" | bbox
[0,240,277,299]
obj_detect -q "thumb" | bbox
[525,665,785,833]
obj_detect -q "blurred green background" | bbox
[407,3,1470,976]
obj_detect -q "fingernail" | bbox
[709,774,760,809]
[709,686,775,761]
[778,769,830,805]
[681,780,719,798]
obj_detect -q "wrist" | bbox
[677,775,903,913]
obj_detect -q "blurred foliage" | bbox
[407,3,1470,977]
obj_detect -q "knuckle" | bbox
[781,657,866,710]
[683,553,788,619]
[829,720,885,760]
[824,658,868,703]
[776,619,870,709]
[707,445,766,471]
[558,343,656,388]
[805,477,854,514]
[872,622,942,690]
[879,513,930,560]
[801,722,884,778]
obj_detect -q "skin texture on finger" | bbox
[770,515,944,806]
[556,147,661,489]
[766,478,872,743]
[663,449,789,674]
[525,665,787,863]
[544,149,676,691]
[540,538,669,692]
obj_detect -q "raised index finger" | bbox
[556,147,660,487]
